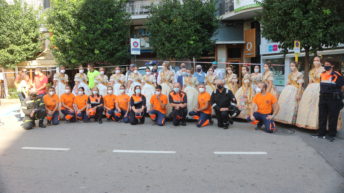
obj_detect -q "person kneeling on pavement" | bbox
[149,85,168,126]
[60,86,76,122]
[103,86,117,121]
[21,89,46,130]
[169,83,187,126]
[87,87,104,124]
[114,85,130,123]
[189,84,212,127]
[211,79,237,129]
[247,82,279,133]
[129,85,146,125]
[43,87,60,125]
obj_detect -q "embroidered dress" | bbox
[95,74,109,96]
[184,76,198,117]
[251,73,263,93]
[53,73,68,97]
[158,70,174,115]
[109,74,125,95]
[128,72,142,95]
[142,74,156,111]
[205,74,216,95]
[224,73,238,93]
[262,71,278,97]
[235,73,254,119]
[73,73,91,96]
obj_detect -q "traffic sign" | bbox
[130,38,141,55]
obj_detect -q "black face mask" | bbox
[213,66,217,69]
[324,66,332,71]
[196,69,201,72]
[217,85,223,89]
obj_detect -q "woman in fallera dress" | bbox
[235,66,254,119]
[274,62,304,125]
[262,63,278,97]
[73,65,91,96]
[183,69,198,117]
[205,68,217,95]
[142,67,156,111]
[224,65,238,93]
[53,65,69,97]
[127,66,142,96]
[251,65,262,93]
[109,66,125,95]
[94,67,108,96]
[157,61,174,115]
[296,56,324,130]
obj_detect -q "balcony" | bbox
[126,0,159,20]
[218,0,262,21]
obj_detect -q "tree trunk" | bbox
[304,47,310,87]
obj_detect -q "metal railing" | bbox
[126,1,153,15]
[218,0,234,16]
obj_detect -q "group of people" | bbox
[16,57,344,141]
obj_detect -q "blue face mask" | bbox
[174,87,180,93]
[324,66,332,71]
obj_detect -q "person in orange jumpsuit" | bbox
[169,82,187,126]
[103,86,117,121]
[115,85,130,123]
[87,87,104,124]
[73,87,88,122]
[60,85,75,122]
[43,87,60,125]
[148,85,168,126]
[189,84,212,127]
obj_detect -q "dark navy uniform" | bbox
[211,88,237,128]
[318,70,344,138]
[169,91,187,126]
[21,95,46,130]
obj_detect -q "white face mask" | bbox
[146,72,151,75]
[35,71,39,75]
[107,90,113,94]
[254,69,260,73]
[255,87,262,93]
[199,87,205,93]
[119,89,125,94]
[174,87,180,93]
[100,71,105,75]
[93,91,98,95]
[49,91,55,95]
[60,70,65,73]
[135,89,141,94]
[115,70,120,74]
[155,91,161,95]
[79,70,84,73]
[65,89,71,93]
[134,70,138,74]
[78,91,84,95]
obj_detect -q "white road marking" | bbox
[214,151,267,155]
[112,149,176,154]
[21,147,70,151]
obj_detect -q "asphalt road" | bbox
[0,104,343,193]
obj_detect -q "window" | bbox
[43,0,50,9]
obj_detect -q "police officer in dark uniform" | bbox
[211,79,238,129]
[21,89,46,130]
[314,58,344,142]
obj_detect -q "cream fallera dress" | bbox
[224,73,238,94]
[251,73,263,94]
[73,73,91,96]
[54,73,68,97]
[262,71,278,97]
[205,74,216,95]
[128,72,142,95]
[158,70,174,115]
[95,74,108,96]
[109,74,125,95]
[235,73,254,119]
[184,76,198,117]
[275,71,304,125]
[142,74,156,111]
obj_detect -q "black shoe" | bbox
[312,134,325,139]
[229,119,234,125]
[47,120,52,125]
[223,124,229,129]
[325,136,335,142]
[210,120,214,125]
[98,119,103,124]
[181,121,186,126]
[39,123,46,128]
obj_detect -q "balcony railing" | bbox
[126,1,153,15]
[218,0,234,16]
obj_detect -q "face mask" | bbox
[35,71,39,75]
[87,68,91,71]
[174,87,180,93]
[93,91,98,95]
[290,66,296,71]
[108,90,113,94]
[49,91,54,95]
[254,69,260,73]
[314,61,321,66]
[100,71,105,75]
[324,66,332,71]
[135,89,141,94]
[115,70,120,74]
[227,70,232,74]
[255,87,262,93]
[78,91,84,95]
[182,72,188,76]
[79,70,84,73]
[264,67,269,71]
[217,85,223,89]
[208,71,213,74]
[196,69,201,72]
[65,89,71,93]
[119,89,125,94]
[134,70,138,74]
[60,70,65,73]
[146,72,151,75]
[199,88,205,93]
[213,66,217,69]
[155,91,161,95]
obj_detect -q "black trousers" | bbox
[215,110,229,127]
[318,94,343,137]
[129,110,146,125]
[171,108,187,126]
[89,107,104,121]
[22,110,46,130]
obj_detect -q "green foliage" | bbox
[146,0,218,60]
[0,0,41,68]
[47,0,130,68]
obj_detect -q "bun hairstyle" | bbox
[155,85,162,90]
[79,87,85,91]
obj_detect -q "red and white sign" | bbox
[130,38,141,55]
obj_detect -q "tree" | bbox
[146,0,218,60]
[47,0,130,67]
[258,0,344,84]
[0,0,41,68]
